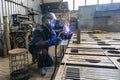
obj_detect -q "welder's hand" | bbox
[48,39,53,46]
[52,38,62,45]
[48,37,58,46]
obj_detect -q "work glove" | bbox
[48,39,53,46]
[52,38,62,45]
[48,37,62,46]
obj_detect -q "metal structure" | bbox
[55,32,120,80]
[55,65,120,80]
[9,48,29,80]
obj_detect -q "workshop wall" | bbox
[0,0,42,31]
[27,0,42,22]
[0,0,42,56]
[78,3,120,32]
[78,5,96,31]
[43,0,61,3]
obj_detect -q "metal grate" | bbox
[65,67,80,80]
[91,37,98,38]
[97,41,111,45]
[105,37,111,39]
[97,41,105,44]
[81,39,86,41]
[85,59,101,63]
[117,59,120,63]
[101,47,117,50]
[62,55,116,68]
[98,43,111,46]
[107,50,120,54]
[94,39,101,41]
[59,66,120,80]
[71,48,78,52]
[113,39,120,41]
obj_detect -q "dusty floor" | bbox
[0,32,120,80]
[0,46,61,80]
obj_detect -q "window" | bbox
[64,0,120,11]
[113,0,120,3]
[86,0,97,5]
[99,0,111,4]
[64,0,73,10]
[75,0,85,10]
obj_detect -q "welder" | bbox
[28,12,61,76]
[59,20,72,39]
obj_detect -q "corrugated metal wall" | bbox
[0,0,42,55]
[78,3,120,32]
[0,0,42,34]
[27,0,42,22]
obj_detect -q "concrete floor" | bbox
[0,57,9,80]
[0,46,61,80]
[0,32,120,80]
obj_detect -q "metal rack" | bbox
[9,48,29,80]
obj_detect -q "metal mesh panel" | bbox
[55,65,120,80]
[65,67,80,80]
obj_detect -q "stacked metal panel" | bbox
[55,65,120,80]
[55,32,120,80]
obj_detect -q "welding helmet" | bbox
[42,12,57,28]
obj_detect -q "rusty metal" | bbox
[9,48,29,80]
[9,52,28,72]
[10,68,30,80]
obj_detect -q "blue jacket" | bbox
[29,24,56,52]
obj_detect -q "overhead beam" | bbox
[41,0,44,4]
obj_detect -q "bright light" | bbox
[113,0,120,3]
[86,0,97,5]
[66,26,70,32]
[64,0,73,10]
[99,0,111,4]
[75,0,85,10]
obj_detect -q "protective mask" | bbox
[50,19,56,29]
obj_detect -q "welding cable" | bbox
[58,31,64,38]
[50,45,58,80]
[50,31,65,80]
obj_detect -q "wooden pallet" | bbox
[55,65,120,80]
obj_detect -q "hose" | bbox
[50,45,58,80]
[50,31,65,80]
